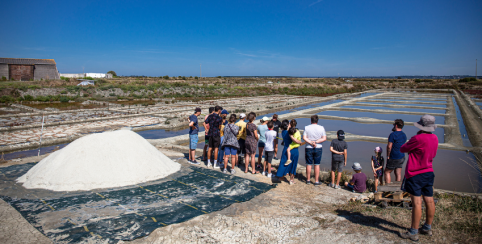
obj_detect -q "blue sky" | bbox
[1,0,481,76]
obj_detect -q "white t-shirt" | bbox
[304,124,326,149]
[264,130,277,151]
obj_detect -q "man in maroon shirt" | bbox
[399,115,438,241]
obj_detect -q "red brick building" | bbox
[0,58,60,81]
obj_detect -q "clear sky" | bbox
[1,0,481,77]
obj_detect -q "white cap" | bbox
[240,113,246,118]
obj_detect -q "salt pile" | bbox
[17,130,181,191]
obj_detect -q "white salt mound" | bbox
[17,130,181,191]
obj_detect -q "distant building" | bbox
[60,73,112,79]
[0,58,60,81]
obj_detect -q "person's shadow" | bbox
[335,209,405,235]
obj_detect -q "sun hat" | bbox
[414,114,437,132]
[239,113,246,118]
[261,116,270,122]
[194,107,201,113]
[352,162,362,171]
[221,109,229,115]
[337,130,345,140]
[374,146,383,154]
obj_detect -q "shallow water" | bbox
[356,102,447,108]
[317,111,446,124]
[371,99,447,104]
[3,144,68,161]
[452,97,472,147]
[290,118,445,142]
[341,105,446,114]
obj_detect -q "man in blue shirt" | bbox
[188,107,202,165]
[385,119,407,183]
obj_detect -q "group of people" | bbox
[188,106,439,241]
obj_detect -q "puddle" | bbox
[317,111,446,124]
[289,118,445,142]
[356,102,447,108]
[370,99,447,104]
[359,93,381,97]
[451,97,472,147]
[340,105,446,114]
[2,144,68,161]
[282,140,480,193]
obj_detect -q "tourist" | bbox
[371,147,384,192]
[283,126,299,166]
[221,114,239,174]
[344,162,367,193]
[218,109,229,164]
[244,112,259,174]
[262,121,277,177]
[385,119,407,183]
[188,107,202,165]
[204,106,223,168]
[399,115,438,241]
[303,115,326,185]
[329,130,347,189]
[202,107,215,161]
[271,114,282,160]
[275,120,291,181]
[235,113,247,167]
[257,117,269,170]
[279,119,302,185]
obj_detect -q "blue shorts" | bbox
[305,147,322,165]
[258,141,266,148]
[224,146,237,156]
[401,172,434,197]
[189,134,198,149]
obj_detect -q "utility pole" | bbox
[476,59,478,80]
[200,64,202,78]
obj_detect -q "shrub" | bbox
[107,71,117,77]
[59,97,70,103]
[195,76,198,79]
[0,95,14,103]
[109,93,116,96]
[163,75,169,79]
[23,94,34,101]
[459,77,477,83]
[83,76,94,80]
[1,76,6,81]
[60,90,67,94]
[83,94,89,97]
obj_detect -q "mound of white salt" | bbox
[17,130,181,191]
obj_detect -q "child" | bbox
[263,121,277,177]
[284,127,299,166]
[344,162,367,193]
[329,130,348,189]
[371,147,384,193]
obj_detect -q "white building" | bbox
[60,73,113,78]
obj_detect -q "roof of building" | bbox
[0,58,56,65]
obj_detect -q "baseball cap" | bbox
[221,109,229,115]
[352,162,362,170]
[261,116,270,122]
[240,113,246,118]
[337,130,345,140]
[194,107,201,113]
[414,114,437,132]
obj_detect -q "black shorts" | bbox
[264,151,274,164]
[208,135,221,148]
[237,139,246,155]
[386,157,405,170]
[401,172,434,197]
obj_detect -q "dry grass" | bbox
[333,193,482,243]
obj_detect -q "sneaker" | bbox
[273,156,278,160]
[267,173,272,178]
[190,160,200,165]
[223,169,227,173]
[400,231,419,241]
[219,163,224,168]
[214,163,220,168]
[314,182,321,186]
[262,171,266,176]
[328,183,334,188]
[231,169,236,174]
[306,181,312,185]
[284,160,292,166]
[207,162,212,168]
[335,185,341,189]
[419,228,433,236]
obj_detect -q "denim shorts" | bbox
[258,141,266,148]
[189,134,198,149]
[305,147,322,165]
[224,146,237,156]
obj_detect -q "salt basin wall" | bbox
[17,130,181,191]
